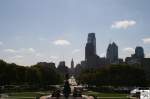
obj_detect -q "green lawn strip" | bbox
[8,96,35,99]
[5,91,51,99]
[84,91,128,98]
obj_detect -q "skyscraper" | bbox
[87,33,96,54]
[134,46,144,59]
[85,33,96,61]
[57,61,69,75]
[125,46,145,65]
[85,33,102,68]
[106,42,118,64]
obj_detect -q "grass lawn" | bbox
[84,91,129,99]
[2,91,51,99]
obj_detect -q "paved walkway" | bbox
[40,76,94,99]
[40,95,94,99]
[97,97,129,99]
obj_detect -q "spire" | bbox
[71,58,74,69]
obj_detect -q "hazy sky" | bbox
[0,0,150,67]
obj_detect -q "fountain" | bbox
[40,74,94,99]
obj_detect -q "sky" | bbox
[0,0,150,67]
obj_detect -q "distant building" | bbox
[85,33,105,68]
[106,42,118,64]
[37,62,56,69]
[75,63,82,75]
[80,60,86,68]
[118,58,124,64]
[59,61,65,66]
[70,58,75,75]
[125,46,145,65]
[71,58,74,69]
[57,61,69,75]
[85,33,96,61]
[133,46,144,59]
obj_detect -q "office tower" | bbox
[106,42,118,64]
[85,33,103,68]
[85,33,96,61]
[57,61,69,75]
[125,46,145,65]
[134,46,144,59]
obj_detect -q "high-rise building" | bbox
[106,42,118,64]
[85,33,103,68]
[87,33,96,54]
[85,33,96,61]
[134,46,144,59]
[57,61,69,75]
[59,61,65,66]
[125,46,145,65]
[71,58,74,69]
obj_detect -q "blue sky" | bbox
[0,0,150,67]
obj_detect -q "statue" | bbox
[63,74,71,98]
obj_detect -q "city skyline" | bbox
[0,0,150,67]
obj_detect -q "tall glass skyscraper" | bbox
[106,42,118,64]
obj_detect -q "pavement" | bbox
[40,95,94,99]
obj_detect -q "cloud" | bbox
[100,53,106,57]
[6,55,24,65]
[53,39,71,46]
[12,55,23,59]
[50,56,58,59]
[36,53,44,57]
[4,49,17,53]
[146,53,150,58]
[142,38,150,44]
[72,49,80,54]
[39,38,46,41]
[15,36,22,40]
[123,47,134,53]
[4,48,36,53]
[111,20,136,29]
[49,56,58,62]
[0,41,3,45]
[28,48,36,53]
[18,48,36,53]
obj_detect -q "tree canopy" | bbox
[77,64,148,87]
[0,60,63,86]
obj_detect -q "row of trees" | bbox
[1,59,148,88]
[0,60,63,86]
[77,64,148,87]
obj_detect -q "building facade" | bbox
[70,58,75,75]
[125,46,145,65]
[85,33,105,68]
[106,42,118,64]
[85,33,96,61]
